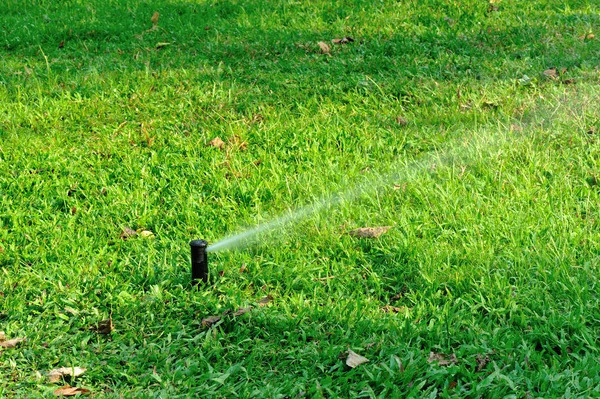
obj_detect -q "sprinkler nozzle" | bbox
[190,239,209,285]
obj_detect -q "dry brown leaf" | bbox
[317,41,331,54]
[381,305,406,313]
[476,354,491,372]
[120,227,137,240]
[331,37,354,44]
[427,352,458,366]
[48,367,87,383]
[510,124,523,132]
[151,12,160,26]
[233,307,252,316]
[208,137,225,149]
[258,295,274,306]
[396,116,408,126]
[348,226,391,238]
[201,316,221,328]
[239,264,247,273]
[0,337,25,349]
[64,307,79,316]
[346,350,369,368]
[543,68,559,79]
[90,318,113,335]
[53,385,91,397]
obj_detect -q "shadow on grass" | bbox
[1,0,598,96]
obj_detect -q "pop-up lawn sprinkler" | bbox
[190,239,209,285]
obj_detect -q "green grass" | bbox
[1,0,599,397]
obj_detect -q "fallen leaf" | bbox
[90,318,113,335]
[64,307,78,316]
[348,226,391,238]
[258,295,274,306]
[48,367,87,383]
[53,385,91,397]
[0,331,5,342]
[443,16,455,26]
[155,42,171,49]
[427,352,458,366]
[0,337,25,349]
[331,37,354,44]
[543,68,559,79]
[396,116,408,126]
[510,124,523,132]
[151,12,160,26]
[476,354,491,372]
[201,316,221,328]
[317,41,331,54]
[233,307,252,316]
[208,137,225,149]
[239,264,247,273]
[120,227,137,240]
[346,350,369,368]
[381,305,406,313]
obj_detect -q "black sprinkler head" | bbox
[190,239,209,285]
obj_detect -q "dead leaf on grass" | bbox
[543,67,559,79]
[239,264,247,273]
[90,318,113,335]
[348,226,391,238]
[233,307,252,316]
[53,385,91,397]
[427,352,458,366]
[0,336,25,349]
[0,331,5,341]
[476,354,491,372]
[381,305,406,313]
[331,37,354,44]
[396,116,408,126]
[151,12,160,26]
[208,137,225,149]
[346,350,369,368]
[48,367,87,383]
[510,124,523,132]
[120,227,137,240]
[258,295,274,306]
[201,316,221,328]
[317,41,331,54]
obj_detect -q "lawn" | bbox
[1,0,599,397]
